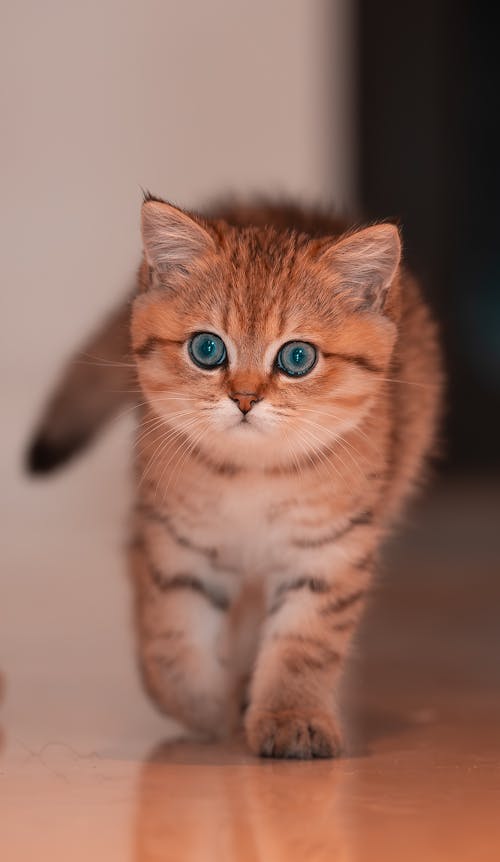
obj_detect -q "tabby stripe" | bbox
[331,619,356,633]
[138,503,238,574]
[137,502,219,561]
[320,589,365,617]
[138,504,200,548]
[292,509,374,549]
[268,576,331,615]
[276,576,331,597]
[148,566,229,611]
[284,649,341,674]
[189,443,243,477]
[355,552,376,571]
[266,442,341,476]
[324,352,383,374]
[153,629,184,642]
[279,633,341,673]
[277,633,337,650]
[134,336,183,357]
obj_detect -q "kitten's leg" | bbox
[130,542,236,738]
[245,556,373,758]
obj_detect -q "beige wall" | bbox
[1,0,354,383]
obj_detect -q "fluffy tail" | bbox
[26,297,135,473]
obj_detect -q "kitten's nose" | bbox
[230,392,261,415]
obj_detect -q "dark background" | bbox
[357,0,500,472]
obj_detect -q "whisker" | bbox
[336,431,381,470]
[104,398,153,427]
[297,425,346,484]
[378,377,438,390]
[161,421,211,500]
[154,418,206,500]
[285,422,331,482]
[282,425,306,481]
[295,436,324,481]
[134,410,196,449]
[143,425,195,495]
[138,414,201,490]
[106,395,192,429]
[299,416,369,482]
[298,419,372,486]
[78,352,136,369]
[108,393,199,426]
[299,407,383,457]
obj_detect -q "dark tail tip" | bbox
[26,434,85,474]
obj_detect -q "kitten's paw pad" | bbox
[245,707,341,759]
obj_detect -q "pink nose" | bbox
[230,392,261,415]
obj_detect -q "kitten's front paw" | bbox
[245,706,341,759]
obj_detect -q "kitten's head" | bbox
[131,198,401,471]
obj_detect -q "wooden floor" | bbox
[1,425,500,861]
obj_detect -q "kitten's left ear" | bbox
[141,197,216,276]
[321,224,401,311]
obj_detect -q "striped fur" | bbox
[28,197,443,758]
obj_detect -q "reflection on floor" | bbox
[1,440,500,861]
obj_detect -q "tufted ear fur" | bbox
[321,223,401,312]
[141,197,216,276]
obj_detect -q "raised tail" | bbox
[26,297,135,473]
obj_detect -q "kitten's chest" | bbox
[169,474,307,575]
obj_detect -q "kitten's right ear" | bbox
[141,197,216,275]
[317,223,401,313]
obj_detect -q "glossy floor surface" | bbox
[1,426,500,860]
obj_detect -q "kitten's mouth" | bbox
[233,415,254,429]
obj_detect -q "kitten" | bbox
[28,196,442,758]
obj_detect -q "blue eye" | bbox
[189,332,227,369]
[277,341,317,377]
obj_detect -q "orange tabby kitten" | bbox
[28,196,442,758]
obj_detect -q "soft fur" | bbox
[28,197,442,758]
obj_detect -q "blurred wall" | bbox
[1,0,354,399]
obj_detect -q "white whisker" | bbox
[378,377,438,390]
[138,414,201,490]
[282,425,307,481]
[155,418,207,500]
[299,416,369,482]
[134,410,195,449]
[78,353,136,369]
[297,425,346,485]
[162,421,211,500]
[299,406,383,458]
